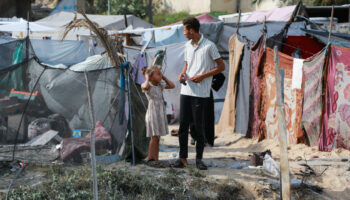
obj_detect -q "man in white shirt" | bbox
[174,17,225,170]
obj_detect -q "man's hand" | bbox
[178,73,186,83]
[191,75,205,83]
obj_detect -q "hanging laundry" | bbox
[301,52,326,147]
[320,46,350,151]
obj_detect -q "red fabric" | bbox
[320,46,350,151]
[60,121,111,161]
[283,36,324,59]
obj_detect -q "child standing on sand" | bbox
[142,66,175,162]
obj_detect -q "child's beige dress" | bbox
[144,82,168,137]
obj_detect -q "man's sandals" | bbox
[196,160,208,170]
[171,159,208,170]
[170,159,186,168]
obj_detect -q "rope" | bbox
[6,164,25,200]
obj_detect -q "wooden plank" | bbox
[0,144,59,162]
[328,6,334,43]
[274,46,291,200]
[30,130,59,146]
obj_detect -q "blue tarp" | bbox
[31,39,89,66]
[50,0,77,15]
[142,22,224,47]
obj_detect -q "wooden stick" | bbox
[274,46,291,200]
[84,71,99,200]
[328,6,334,43]
[235,10,241,35]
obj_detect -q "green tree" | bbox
[252,0,349,6]
[310,0,349,6]
[93,0,159,19]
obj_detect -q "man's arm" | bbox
[178,61,188,83]
[192,58,225,83]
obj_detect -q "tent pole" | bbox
[328,6,334,43]
[274,46,291,200]
[108,0,110,15]
[235,10,241,35]
[126,65,136,166]
[84,71,99,200]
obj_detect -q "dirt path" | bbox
[159,125,350,200]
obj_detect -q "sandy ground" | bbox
[158,125,350,200]
[0,124,349,199]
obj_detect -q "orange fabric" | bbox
[258,47,304,144]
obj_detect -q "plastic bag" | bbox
[263,154,280,176]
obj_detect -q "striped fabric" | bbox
[301,52,325,146]
[180,35,221,98]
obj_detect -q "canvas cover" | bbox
[320,45,350,151]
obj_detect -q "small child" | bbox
[141,66,175,162]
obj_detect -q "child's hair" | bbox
[141,66,160,77]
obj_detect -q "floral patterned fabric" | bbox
[320,46,350,151]
[258,47,304,144]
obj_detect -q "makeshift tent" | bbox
[218,12,252,23]
[0,18,55,32]
[33,11,154,40]
[244,5,297,22]
[30,39,89,66]
[302,28,350,48]
[0,39,148,160]
[50,0,77,15]
[121,20,307,122]
[172,13,220,25]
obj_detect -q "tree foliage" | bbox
[310,0,350,6]
[252,0,349,6]
[93,0,159,18]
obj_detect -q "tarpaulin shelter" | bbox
[172,13,220,25]
[244,5,297,22]
[121,16,307,123]
[0,38,149,161]
[50,0,77,15]
[32,11,154,40]
[0,18,54,32]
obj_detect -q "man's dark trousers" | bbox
[178,94,208,159]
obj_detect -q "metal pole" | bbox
[126,66,136,166]
[108,0,110,16]
[84,71,98,200]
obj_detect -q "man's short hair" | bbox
[183,17,200,33]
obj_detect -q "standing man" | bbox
[174,17,225,170]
